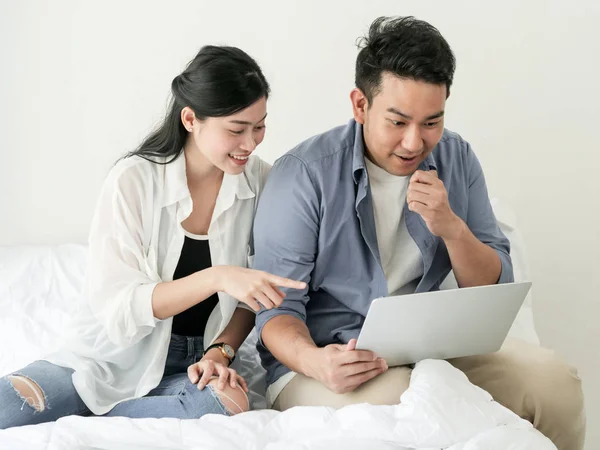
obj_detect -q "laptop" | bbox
[355,281,532,366]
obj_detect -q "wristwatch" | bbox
[203,342,236,365]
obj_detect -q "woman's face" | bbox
[183,97,267,175]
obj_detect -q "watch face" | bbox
[223,344,235,359]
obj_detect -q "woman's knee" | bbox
[6,375,46,412]
[1,363,87,429]
[207,379,249,415]
[0,375,47,429]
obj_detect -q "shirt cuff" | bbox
[256,308,306,347]
[496,250,515,284]
[131,282,161,328]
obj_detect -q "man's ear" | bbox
[350,88,369,125]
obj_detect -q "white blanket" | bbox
[0,360,555,449]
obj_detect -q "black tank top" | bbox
[171,236,219,336]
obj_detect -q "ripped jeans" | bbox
[0,334,234,429]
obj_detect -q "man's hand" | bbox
[303,339,388,394]
[407,170,466,241]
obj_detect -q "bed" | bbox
[0,199,556,449]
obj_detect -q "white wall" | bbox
[2,0,599,446]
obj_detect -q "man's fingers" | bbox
[347,364,387,386]
[408,201,427,216]
[345,339,357,351]
[343,360,386,377]
[410,170,438,186]
[408,176,434,195]
[329,343,347,352]
[406,191,429,207]
[345,367,386,391]
[339,349,378,364]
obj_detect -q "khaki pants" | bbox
[273,339,586,450]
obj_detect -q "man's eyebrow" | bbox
[386,108,444,121]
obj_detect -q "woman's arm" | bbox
[152,266,305,320]
[188,307,256,391]
[201,307,256,365]
[151,267,221,320]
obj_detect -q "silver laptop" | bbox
[355,281,532,366]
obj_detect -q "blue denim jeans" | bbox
[0,334,230,429]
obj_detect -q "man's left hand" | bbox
[407,170,466,241]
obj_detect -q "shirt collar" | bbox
[351,120,367,184]
[162,151,255,209]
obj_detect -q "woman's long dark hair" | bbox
[126,46,270,164]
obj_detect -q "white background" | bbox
[1,1,599,447]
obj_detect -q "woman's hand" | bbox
[214,266,306,312]
[187,353,248,392]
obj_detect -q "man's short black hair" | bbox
[355,16,456,102]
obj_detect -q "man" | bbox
[253,16,585,450]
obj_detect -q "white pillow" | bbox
[0,243,269,407]
[0,244,87,375]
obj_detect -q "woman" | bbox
[0,45,304,428]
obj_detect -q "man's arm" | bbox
[457,145,513,285]
[441,218,502,287]
[253,155,386,393]
[407,147,513,287]
[253,155,319,351]
[261,315,318,376]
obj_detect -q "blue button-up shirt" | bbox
[253,119,513,386]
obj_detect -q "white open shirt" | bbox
[47,152,270,415]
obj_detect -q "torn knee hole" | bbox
[208,380,249,415]
[8,375,46,412]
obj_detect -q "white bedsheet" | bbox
[0,199,550,448]
[0,359,555,449]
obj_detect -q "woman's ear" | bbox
[181,107,196,132]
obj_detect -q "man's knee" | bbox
[484,340,584,428]
[7,375,46,412]
[515,351,586,450]
[501,342,583,413]
[207,379,249,415]
[452,340,584,418]
[524,355,584,417]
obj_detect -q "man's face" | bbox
[353,73,447,177]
